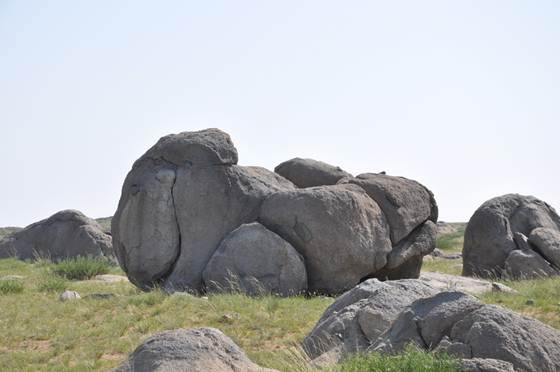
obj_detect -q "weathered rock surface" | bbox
[302,279,439,358]
[203,222,307,296]
[374,291,560,372]
[259,184,392,294]
[0,210,113,261]
[112,129,294,291]
[341,173,438,244]
[463,194,560,278]
[504,249,559,279]
[419,272,515,296]
[274,158,351,188]
[459,358,515,372]
[59,290,81,301]
[529,227,560,268]
[115,327,274,372]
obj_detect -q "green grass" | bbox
[422,259,463,276]
[436,227,465,251]
[51,257,112,280]
[0,278,24,295]
[0,226,21,240]
[332,346,459,372]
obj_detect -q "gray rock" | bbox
[341,173,438,244]
[373,291,560,372]
[419,272,515,296]
[463,194,560,278]
[504,249,559,279]
[459,358,515,372]
[59,290,81,301]
[302,278,439,358]
[202,222,307,296]
[274,158,351,188]
[0,210,113,262]
[115,327,274,372]
[529,227,560,268]
[259,184,392,294]
[383,221,437,270]
[112,129,294,292]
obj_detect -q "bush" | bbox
[37,276,68,292]
[0,279,24,295]
[333,346,460,372]
[52,257,111,280]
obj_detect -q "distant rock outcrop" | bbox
[0,210,113,261]
[112,129,438,294]
[463,194,560,278]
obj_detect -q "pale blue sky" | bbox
[1,1,559,227]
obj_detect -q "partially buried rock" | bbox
[463,194,560,278]
[115,327,275,372]
[459,358,515,372]
[373,291,560,372]
[203,222,307,296]
[259,184,392,294]
[274,157,351,188]
[0,210,113,262]
[504,249,559,279]
[59,290,81,301]
[302,279,439,358]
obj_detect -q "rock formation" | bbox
[112,128,438,294]
[0,210,112,261]
[463,194,560,278]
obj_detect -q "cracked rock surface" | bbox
[463,194,560,278]
[373,291,560,372]
[113,129,439,294]
[0,209,112,261]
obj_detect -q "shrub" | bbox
[37,276,68,292]
[332,346,460,372]
[52,257,111,280]
[0,279,24,295]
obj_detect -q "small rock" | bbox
[218,313,237,324]
[85,293,115,300]
[59,290,81,301]
[93,274,129,283]
[491,282,518,294]
[526,299,535,305]
[431,248,444,257]
[0,275,25,280]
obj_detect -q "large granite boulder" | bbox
[259,184,392,294]
[302,279,439,358]
[373,291,560,372]
[274,158,351,188]
[202,222,307,296]
[115,327,274,372]
[113,128,438,293]
[112,129,294,291]
[463,194,560,278]
[0,210,113,261]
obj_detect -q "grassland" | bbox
[1,224,559,371]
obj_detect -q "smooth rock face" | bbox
[529,227,560,268]
[463,194,560,278]
[383,221,437,270]
[341,173,438,244]
[259,184,392,294]
[0,210,112,262]
[302,279,439,358]
[274,158,352,188]
[203,223,307,296]
[374,292,560,372]
[504,249,559,279]
[115,327,273,372]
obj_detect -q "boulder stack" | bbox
[112,129,438,294]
